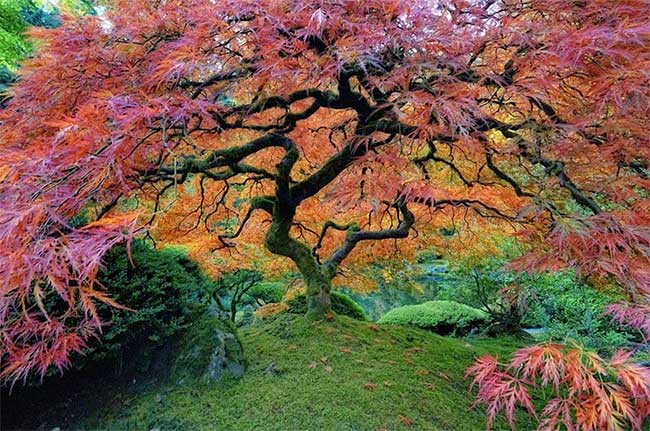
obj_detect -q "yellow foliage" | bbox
[254,302,289,318]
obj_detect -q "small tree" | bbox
[208,269,264,322]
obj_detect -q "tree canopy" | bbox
[1,0,649,384]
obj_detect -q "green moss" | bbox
[378,300,488,336]
[287,291,367,321]
[172,313,245,384]
[79,315,533,431]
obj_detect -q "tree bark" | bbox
[263,193,332,319]
[303,275,332,320]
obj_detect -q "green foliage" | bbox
[532,282,632,354]
[207,269,272,323]
[84,240,211,368]
[244,281,284,305]
[58,0,96,15]
[436,256,533,336]
[0,0,30,69]
[437,247,631,353]
[378,300,488,336]
[287,291,367,321]
[344,259,442,321]
[0,0,89,70]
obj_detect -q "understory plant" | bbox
[467,343,650,431]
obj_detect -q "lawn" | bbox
[78,314,533,431]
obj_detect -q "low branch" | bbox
[323,203,414,279]
[312,220,359,262]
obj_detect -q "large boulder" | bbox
[172,312,246,383]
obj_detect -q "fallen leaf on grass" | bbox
[436,371,450,380]
[399,415,414,427]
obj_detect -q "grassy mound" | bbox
[77,315,532,431]
[379,300,489,336]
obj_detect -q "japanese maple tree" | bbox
[1,0,649,404]
[467,343,650,431]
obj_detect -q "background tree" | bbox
[0,0,649,386]
[208,269,264,322]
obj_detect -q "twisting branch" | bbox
[311,220,360,263]
[323,203,415,279]
[216,205,258,249]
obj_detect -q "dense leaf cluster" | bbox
[84,240,209,367]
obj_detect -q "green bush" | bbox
[543,287,632,354]
[244,281,285,306]
[287,291,367,321]
[378,300,488,336]
[81,240,211,369]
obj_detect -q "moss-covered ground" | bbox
[78,314,534,431]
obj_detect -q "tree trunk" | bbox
[304,277,332,320]
[264,206,332,320]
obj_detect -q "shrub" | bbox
[207,269,264,322]
[245,281,285,306]
[378,300,488,336]
[286,291,367,321]
[81,240,211,370]
[543,288,632,354]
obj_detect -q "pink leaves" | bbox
[307,8,328,36]
[0,210,139,383]
[0,313,96,385]
[466,354,535,429]
[605,303,650,341]
[510,214,650,299]
[467,342,650,431]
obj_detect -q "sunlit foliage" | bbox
[0,1,649,409]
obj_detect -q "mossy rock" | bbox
[172,312,246,384]
[286,291,367,321]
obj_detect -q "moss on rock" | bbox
[172,312,246,384]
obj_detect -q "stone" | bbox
[172,312,246,384]
[204,327,246,381]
